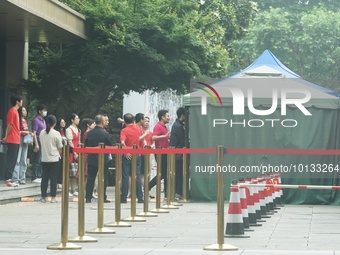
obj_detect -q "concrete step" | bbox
[0,181,41,204]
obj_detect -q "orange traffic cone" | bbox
[225,183,250,238]
[238,178,254,232]
[251,177,266,223]
[246,177,262,227]
[257,176,271,218]
[274,173,284,206]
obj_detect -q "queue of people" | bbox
[2,95,186,203]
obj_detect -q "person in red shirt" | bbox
[2,95,23,187]
[120,113,149,203]
[148,109,170,196]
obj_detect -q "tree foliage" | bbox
[24,0,254,118]
[230,6,340,90]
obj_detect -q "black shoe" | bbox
[86,199,92,203]
[149,195,155,199]
[138,199,144,204]
[121,198,127,203]
[104,199,111,203]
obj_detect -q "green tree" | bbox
[230,7,340,90]
[24,0,254,118]
[254,0,340,11]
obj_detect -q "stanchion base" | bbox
[179,199,191,203]
[150,208,169,213]
[203,243,238,251]
[249,223,262,227]
[86,227,116,234]
[68,235,98,242]
[161,204,179,209]
[171,202,183,206]
[122,216,146,222]
[225,234,250,238]
[104,221,132,227]
[244,229,255,232]
[137,211,158,217]
[47,242,82,250]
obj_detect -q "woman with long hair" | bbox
[40,115,63,203]
[66,113,81,196]
[12,106,32,184]
[56,118,67,188]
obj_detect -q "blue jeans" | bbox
[32,140,42,180]
[12,137,28,182]
[122,155,143,201]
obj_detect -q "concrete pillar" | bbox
[0,40,28,179]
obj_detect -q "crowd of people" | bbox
[2,95,186,204]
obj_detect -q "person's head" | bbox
[123,113,134,125]
[143,116,150,129]
[176,107,185,121]
[45,115,57,134]
[10,95,22,108]
[80,118,95,132]
[94,114,104,126]
[102,114,109,129]
[18,106,27,118]
[57,118,66,129]
[36,104,47,118]
[10,95,23,108]
[69,113,80,126]
[135,113,144,125]
[157,109,169,124]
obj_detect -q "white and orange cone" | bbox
[225,183,250,238]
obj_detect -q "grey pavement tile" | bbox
[3,188,340,254]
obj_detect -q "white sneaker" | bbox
[57,184,62,189]
[72,191,78,196]
[51,197,57,203]
[69,192,74,197]
[33,178,41,183]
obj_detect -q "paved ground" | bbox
[1,183,340,254]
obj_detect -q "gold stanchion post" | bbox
[86,143,115,234]
[138,146,157,217]
[123,144,146,222]
[204,146,238,251]
[162,151,178,209]
[69,144,97,242]
[47,145,81,250]
[150,150,169,213]
[170,150,182,207]
[180,151,190,203]
[105,144,131,227]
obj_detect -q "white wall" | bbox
[123,89,183,130]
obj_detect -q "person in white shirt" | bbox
[40,115,63,203]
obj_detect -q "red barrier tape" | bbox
[227,148,340,155]
[73,146,340,155]
[73,147,216,155]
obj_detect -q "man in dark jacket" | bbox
[169,107,185,197]
[85,114,112,203]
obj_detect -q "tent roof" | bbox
[184,50,339,108]
[230,50,300,78]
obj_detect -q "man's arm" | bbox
[152,132,170,141]
[2,124,12,142]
